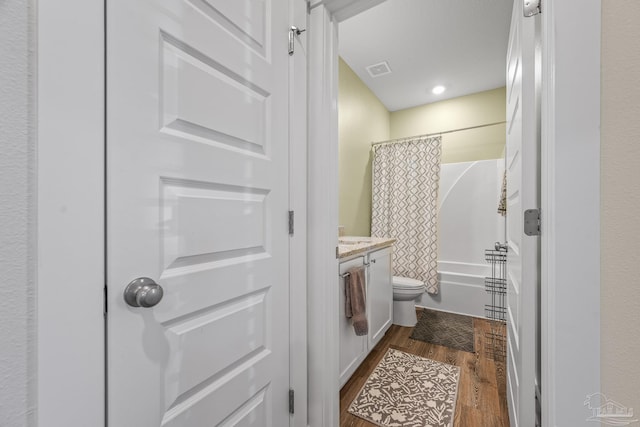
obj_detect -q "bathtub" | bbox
[417,261,492,318]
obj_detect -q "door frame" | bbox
[37,0,602,425]
[307,1,601,426]
[540,2,601,426]
[36,1,308,426]
[37,1,105,425]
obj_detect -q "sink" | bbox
[338,237,373,245]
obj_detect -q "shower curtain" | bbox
[371,136,442,294]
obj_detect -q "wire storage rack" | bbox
[485,243,507,360]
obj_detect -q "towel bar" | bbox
[339,257,369,278]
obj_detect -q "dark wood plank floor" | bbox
[340,310,509,427]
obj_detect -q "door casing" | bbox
[540,2,602,426]
[307,1,601,426]
[37,1,105,425]
[37,0,601,426]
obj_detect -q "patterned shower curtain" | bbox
[371,136,442,294]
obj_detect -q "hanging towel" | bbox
[344,266,368,336]
[498,170,507,216]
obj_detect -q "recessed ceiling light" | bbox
[432,85,446,95]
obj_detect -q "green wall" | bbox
[390,87,507,163]
[338,58,506,235]
[338,58,390,236]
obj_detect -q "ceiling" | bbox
[338,0,513,112]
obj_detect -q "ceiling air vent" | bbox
[366,61,392,78]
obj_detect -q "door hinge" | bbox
[289,389,295,414]
[524,208,541,236]
[524,0,541,17]
[288,210,295,235]
[288,26,306,56]
[336,246,339,259]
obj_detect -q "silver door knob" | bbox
[124,277,164,308]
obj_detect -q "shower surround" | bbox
[421,159,505,317]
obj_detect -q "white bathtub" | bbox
[417,261,491,318]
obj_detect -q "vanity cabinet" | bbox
[338,257,368,387]
[338,246,393,388]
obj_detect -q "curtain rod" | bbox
[371,121,507,148]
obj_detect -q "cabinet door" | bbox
[339,258,368,387]
[367,247,393,349]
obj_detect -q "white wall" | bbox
[419,159,505,317]
[0,0,36,425]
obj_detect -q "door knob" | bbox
[124,277,164,308]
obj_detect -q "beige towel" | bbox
[345,266,368,336]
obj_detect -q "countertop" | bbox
[337,236,396,259]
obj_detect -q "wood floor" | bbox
[340,310,509,427]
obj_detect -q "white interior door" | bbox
[107,1,291,425]
[505,1,540,426]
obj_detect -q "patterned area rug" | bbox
[348,348,460,427]
[410,309,475,353]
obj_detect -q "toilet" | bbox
[392,276,426,327]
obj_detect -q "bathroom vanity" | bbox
[338,237,395,387]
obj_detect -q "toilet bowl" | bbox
[392,276,425,327]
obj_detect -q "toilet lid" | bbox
[392,276,424,289]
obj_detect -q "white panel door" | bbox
[505,1,540,426]
[107,1,291,425]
